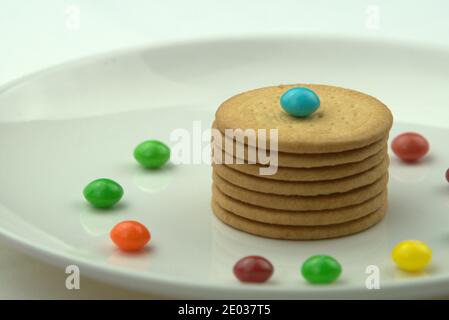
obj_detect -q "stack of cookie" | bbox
[211,84,393,240]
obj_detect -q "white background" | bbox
[0,0,448,299]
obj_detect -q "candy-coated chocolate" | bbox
[391,240,432,272]
[445,168,449,183]
[391,132,429,162]
[280,87,320,117]
[83,178,124,208]
[301,255,342,284]
[233,256,274,283]
[110,221,151,251]
[134,140,170,169]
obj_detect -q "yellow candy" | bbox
[391,240,432,272]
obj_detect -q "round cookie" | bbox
[213,172,388,211]
[212,200,387,240]
[212,122,389,168]
[219,146,387,181]
[215,84,393,154]
[213,184,387,226]
[213,156,389,196]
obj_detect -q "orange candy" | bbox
[110,221,151,251]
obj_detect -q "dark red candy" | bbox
[446,168,449,183]
[391,132,429,162]
[233,256,274,283]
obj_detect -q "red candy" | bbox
[110,221,151,252]
[446,168,449,183]
[233,256,274,283]
[391,132,429,162]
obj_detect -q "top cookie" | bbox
[215,84,393,153]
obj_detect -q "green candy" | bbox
[134,140,170,169]
[83,178,124,208]
[301,255,342,284]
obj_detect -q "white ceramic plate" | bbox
[1,36,449,299]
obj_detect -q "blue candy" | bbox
[280,87,320,117]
